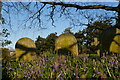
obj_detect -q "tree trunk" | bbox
[0,1,2,20]
[116,1,120,29]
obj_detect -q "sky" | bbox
[1,2,119,50]
[1,0,119,2]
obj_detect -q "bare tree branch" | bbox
[2,2,120,29]
[20,2,32,13]
[28,3,46,19]
[50,5,56,27]
[0,1,2,20]
[41,2,118,12]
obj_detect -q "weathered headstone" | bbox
[108,28,120,53]
[15,37,36,61]
[91,38,100,56]
[55,33,78,56]
[99,27,120,54]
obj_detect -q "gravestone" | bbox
[15,37,36,61]
[55,33,78,56]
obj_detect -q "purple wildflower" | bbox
[92,74,95,77]
[5,67,8,69]
[75,72,78,78]
[83,56,89,62]
[36,63,39,66]
[84,66,86,70]
[114,56,117,59]
[39,73,42,76]
[53,63,59,71]
[97,72,100,74]
[116,75,120,78]
[60,70,62,73]
[27,77,30,79]
[62,73,64,76]
[109,67,112,69]
[59,77,64,80]
[27,72,30,76]
[31,70,35,74]
[111,61,115,64]
[53,69,55,72]
[42,69,44,72]
[70,68,73,71]
[115,66,118,69]
[60,64,64,67]
[8,67,12,70]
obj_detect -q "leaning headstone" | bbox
[15,37,36,61]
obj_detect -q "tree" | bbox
[0,1,11,47]
[46,33,57,51]
[2,1,120,54]
[0,29,12,47]
[0,1,2,20]
[85,20,114,54]
[0,1,5,23]
[42,2,120,28]
[2,1,120,29]
[35,33,57,54]
[35,35,46,54]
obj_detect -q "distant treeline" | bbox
[35,20,120,56]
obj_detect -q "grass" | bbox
[2,51,120,79]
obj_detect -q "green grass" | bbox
[2,51,120,79]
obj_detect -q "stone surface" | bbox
[15,37,36,61]
[55,33,78,56]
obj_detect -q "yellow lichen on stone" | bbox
[55,33,78,56]
[100,27,120,54]
[110,28,120,53]
[91,38,100,56]
[15,37,36,61]
[91,38,99,46]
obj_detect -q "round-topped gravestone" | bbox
[15,37,36,61]
[55,33,78,56]
[100,27,120,54]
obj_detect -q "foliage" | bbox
[2,51,119,79]
[35,33,57,55]
[1,48,10,59]
[35,20,115,55]
[100,27,120,54]
[74,20,114,54]
[46,33,58,51]
[0,2,11,47]
[0,29,12,47]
